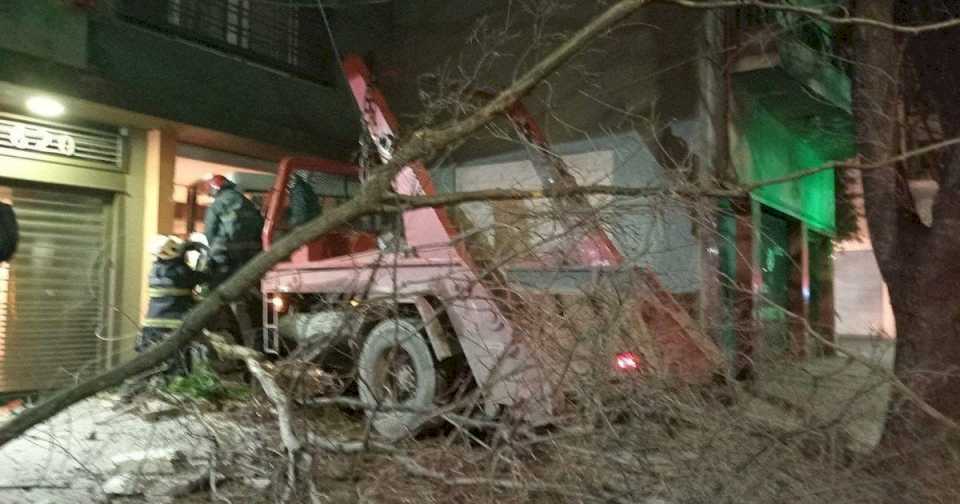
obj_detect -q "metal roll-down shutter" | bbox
[0,184,112,392]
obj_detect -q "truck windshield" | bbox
[291,169,394,236]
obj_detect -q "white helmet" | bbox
[149,235,184,260]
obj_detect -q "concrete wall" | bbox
[833,248,894,338]
[833,175,895,338]
[116,129,149,362]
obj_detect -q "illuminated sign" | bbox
[7,124,76,156]
[0,113,123,171]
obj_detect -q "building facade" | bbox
[0,0,370,393]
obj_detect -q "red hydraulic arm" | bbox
[342,56,470,263]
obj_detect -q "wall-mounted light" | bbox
[25,96,66,118]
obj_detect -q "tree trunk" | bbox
[884,204,960,436]
[879,208,960,499]
[856,0,960,483]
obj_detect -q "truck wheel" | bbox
[357,318,437,439]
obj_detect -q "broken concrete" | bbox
[147,470,225,497]
[102,474,142,496]
[247,477,272,490]
[0,394,219,504]
[110,448,186,475]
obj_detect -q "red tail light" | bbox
[615,352,641,371]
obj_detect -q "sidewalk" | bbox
[750,336,895,452]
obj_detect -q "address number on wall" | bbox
[7,124,77,156]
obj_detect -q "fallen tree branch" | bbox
[389,135,960,210]
[203,331,265,362]
[306,430,634,503]
[660,0,960,34]
[306,432,399,454]
[246,358,306,503]
[181,400,233,504]
[246,359,302,454]
[0,484,70,490]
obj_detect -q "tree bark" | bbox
[856,0,960,473]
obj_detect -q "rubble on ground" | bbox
[0,392,253,504]
[139,400,183,423]
[0,338,894,504]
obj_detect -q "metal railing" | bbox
[116,0,331,82]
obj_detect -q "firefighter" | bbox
[0,201,17,263]
[203,174,265,287]
[287,172,321,228]
[140,235,207,377]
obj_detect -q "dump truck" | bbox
[236,56,723,438]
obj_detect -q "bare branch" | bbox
[740,136,960,191]
[394,455,633,504]
[383,135,960,211]
[247,360,302,455]
[661,0,960,34]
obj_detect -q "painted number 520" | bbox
[8,124,77,156]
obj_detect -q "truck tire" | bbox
[357,318,437,439]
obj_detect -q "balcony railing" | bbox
[116,0,331,83]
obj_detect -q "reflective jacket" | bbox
[143,258,205,330]
[203,186,264,261]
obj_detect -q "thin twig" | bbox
[661,0,960,34]
[394,455,633,504]
[246,359,303,502]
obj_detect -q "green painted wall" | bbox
[743,107,839,234]
[733,69,854,235]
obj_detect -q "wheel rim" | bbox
[371,345,419,404]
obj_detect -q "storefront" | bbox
[0,111,126,393]
[722,67,852,369]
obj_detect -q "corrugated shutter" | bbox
[0,185,111,392]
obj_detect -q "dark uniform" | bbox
[140,255,206,375]
[287,175,321,228]
[204,183,264,287]
[0,202,17,262]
